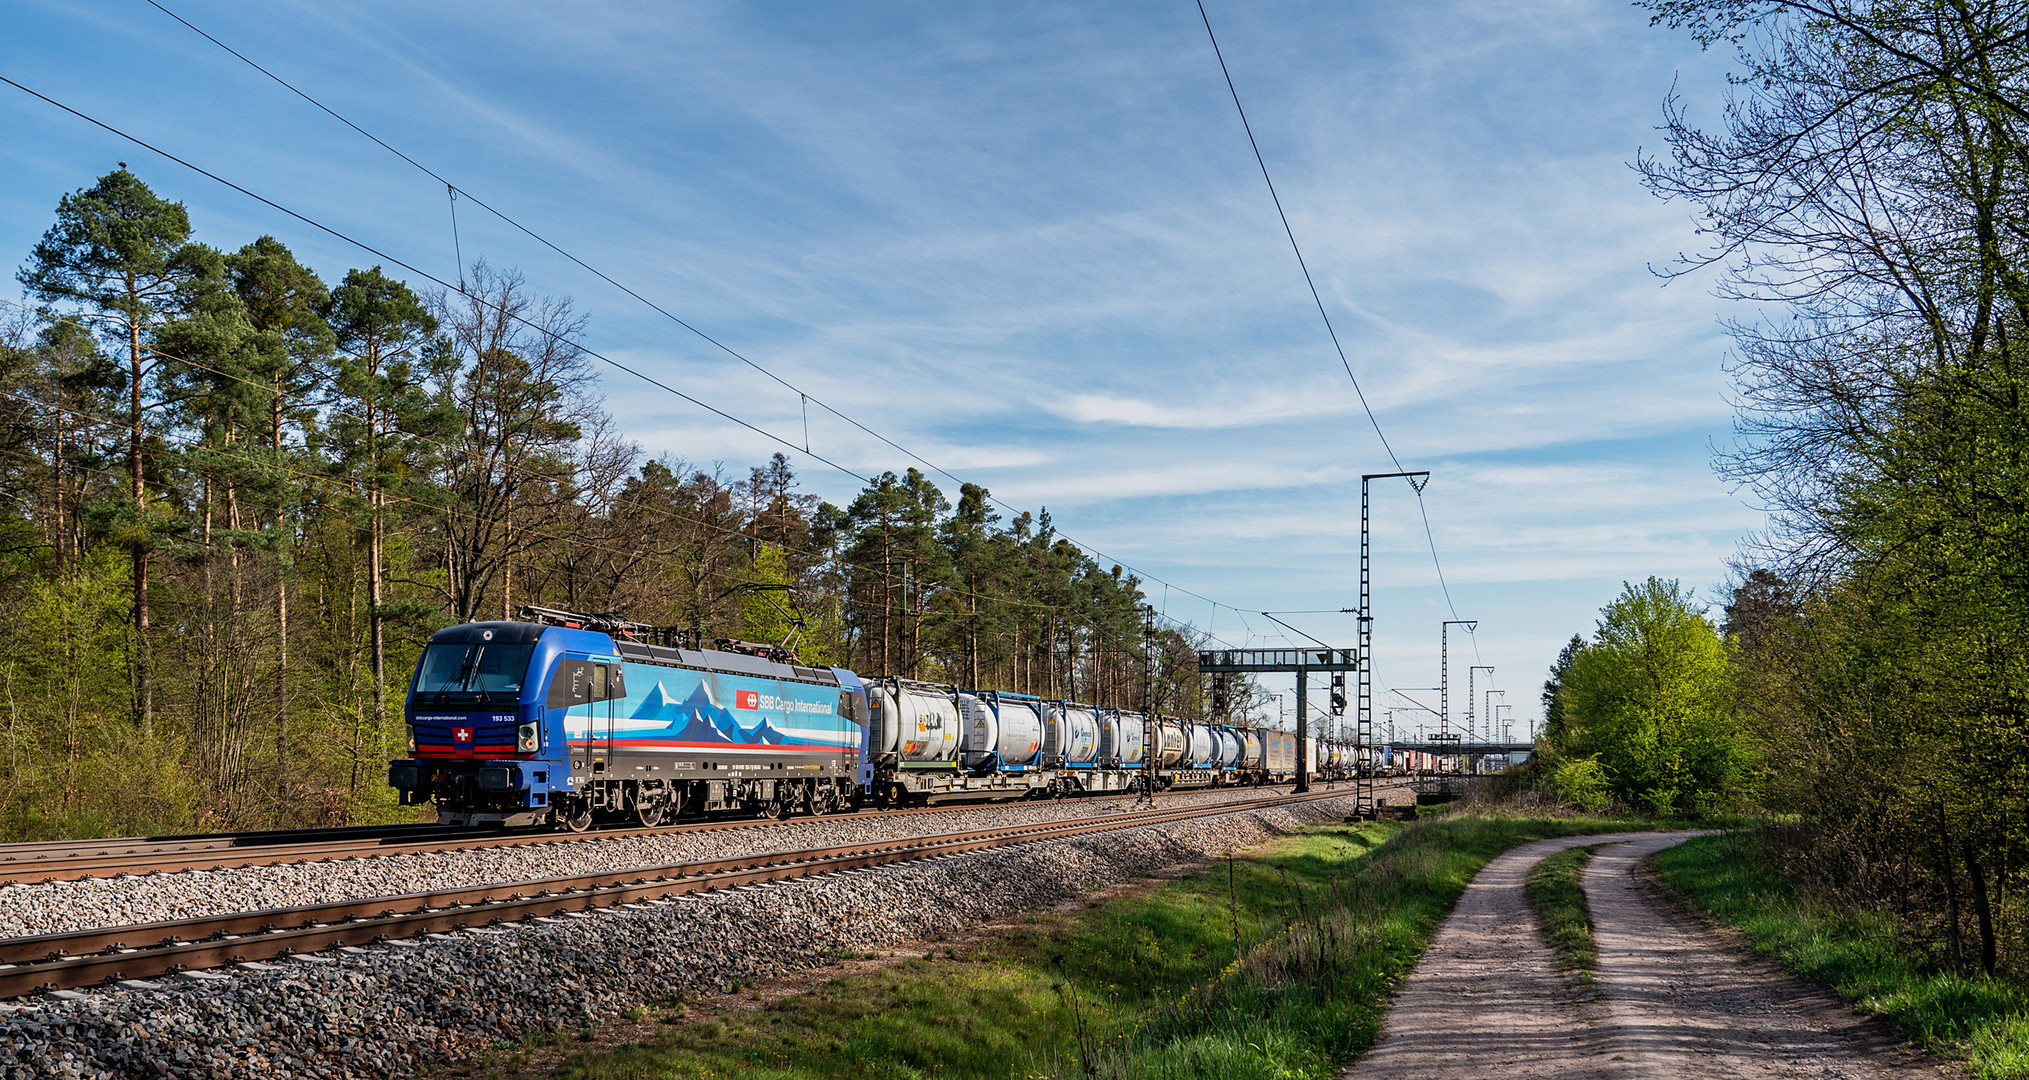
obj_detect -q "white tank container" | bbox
[1157,720,1188,766]
[995,697,1043,766]
[1040,704,1068,762]
[1217,729,1241,768]
[869,687,901,756]
[959,694,995,768]
[1050,705,1099,764]
[1242,730,1264,768]
[892,685,959,762]
[1187,725,1214,766]
[1115,712,1147,765]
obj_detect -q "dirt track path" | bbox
[1343,831,1943,1080]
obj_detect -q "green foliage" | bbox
[0,167,1217,836]
[0,548,196,837]
[1658,831,2029,1077]
[1640,0,2029,988]
[1539,633,1582,748]
[1549,757,1612,813]
[1551,577,1751,816]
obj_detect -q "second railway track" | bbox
[0,782,1393,885]
[0,787,1362,998]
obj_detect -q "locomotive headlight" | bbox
[517,723,540,753]
[407,728,417,754]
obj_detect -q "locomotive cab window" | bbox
[411,643,534,699]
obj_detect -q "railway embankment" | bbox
[462,808,1699,1080]
[0,786,1304,940]
[0,793,1364,1079]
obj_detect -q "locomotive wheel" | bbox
[636,796,667,828]
[560,801,594,833]
[760,792,786,819]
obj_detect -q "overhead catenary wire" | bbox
[0,376,1163,637]
[1193,0,1474,646]
[0,297,1167,630]
[138,0,1258,632]
[0,70,1256,652]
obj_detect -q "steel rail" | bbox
[0,823,460,866]
[0,782,1382,885]
[0,787,1365,997]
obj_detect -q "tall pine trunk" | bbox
[127,312,151,735]
[369,488,386,750]
[272,383,290,809]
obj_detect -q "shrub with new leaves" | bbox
[1554,577,1750,816]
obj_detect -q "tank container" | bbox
[878,684,959,762]
[1103,710,1152,767]
[1045,704,1100,764]
[1112,711,1148,765]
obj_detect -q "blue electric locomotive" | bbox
[388,612,867,828]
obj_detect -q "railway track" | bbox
[0,782,1390,885]
[0,823,471,875]
[0,786,1361,997]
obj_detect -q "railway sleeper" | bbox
[0,789,1351,997]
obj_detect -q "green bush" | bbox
[1551,578,1752,816]
[1550,757,1613,813]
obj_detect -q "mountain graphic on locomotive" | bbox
[387,607,1357,829]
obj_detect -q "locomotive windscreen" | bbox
[410,643,536,697]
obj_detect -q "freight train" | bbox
[388,610,1360,829]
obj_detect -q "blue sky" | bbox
[2,1,1755,736]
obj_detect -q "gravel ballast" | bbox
[0,793,1362,1080]
[0,785,1353,940]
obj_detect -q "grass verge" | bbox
[1526,844,1599,981]
[1653,831,2029,1079]
[467,811,1683,1080]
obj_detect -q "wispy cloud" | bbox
[0,0,1757,722]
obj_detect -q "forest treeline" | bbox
[1541,0,2029,982]
[0,167,1207,838]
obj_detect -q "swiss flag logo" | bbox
[736,690,760,710]
[453,727,473,743]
